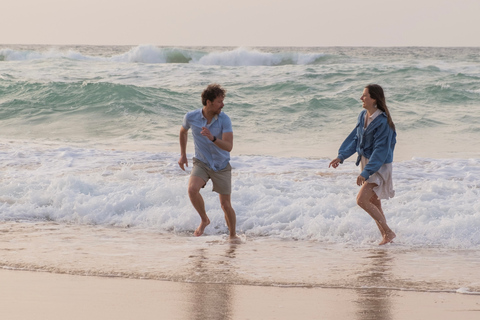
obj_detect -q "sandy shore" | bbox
[1,222,479,319]
[1,269,479,320]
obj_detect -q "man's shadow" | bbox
[187,242,240,320]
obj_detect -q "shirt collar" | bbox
[201,109,219,121]
[364,109,382,128]
[369,109,382,121]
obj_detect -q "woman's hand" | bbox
[357,175,366,186]
[329,158,342,169]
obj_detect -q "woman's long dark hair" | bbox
[366,84,395,131]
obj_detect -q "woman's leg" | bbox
[356,183,396,245]
[370,194,386,237]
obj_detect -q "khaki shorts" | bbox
[191,158,232,195]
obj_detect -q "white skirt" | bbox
[360,156,395,200]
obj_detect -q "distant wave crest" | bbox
[0,48,93,61]
[194,47,325,66]
[0,45,326,66]
[110,45,201,64]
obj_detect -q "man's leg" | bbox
[219,194,239,241]
[188,175,210,236]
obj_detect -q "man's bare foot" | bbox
[194,218,210,236]
[229,235,242,244]
[379,231,396,245]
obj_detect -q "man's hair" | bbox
[201,84,226,106]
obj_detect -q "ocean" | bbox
[1,45,479,294]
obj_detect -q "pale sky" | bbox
[2,0,479,47]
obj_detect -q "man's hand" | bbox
[179,126,189,171]
[201,127,214,141]
[178,154,188,171]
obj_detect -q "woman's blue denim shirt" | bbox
[337,110,396,180]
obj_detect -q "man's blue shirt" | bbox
[182,108,233,171]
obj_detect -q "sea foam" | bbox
[1,143,479,249]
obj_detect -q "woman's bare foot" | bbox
[229,235,242,244]
[379,231,396,245]
[194,218,210,236]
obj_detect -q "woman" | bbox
[329,84,397,245]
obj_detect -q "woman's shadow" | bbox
[354,249,395,320]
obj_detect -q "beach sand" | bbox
[1,269,479,320]
[1,221,479,319]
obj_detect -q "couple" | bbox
[178,84,396,245]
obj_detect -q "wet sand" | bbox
[1,221,480,292]
[1,269,479,320]
[1,221,480,319]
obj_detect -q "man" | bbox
[178,84,239,241]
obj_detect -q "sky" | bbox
[1,0,480,47]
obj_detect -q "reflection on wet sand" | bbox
[187,243,239,320]
[355,249,394,320]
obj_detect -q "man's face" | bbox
[208,96,224,115]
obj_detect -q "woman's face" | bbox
[361,88,376,109]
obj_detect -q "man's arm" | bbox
[217,132,233,152]
[178,126,189,170]
[201,127,233,152]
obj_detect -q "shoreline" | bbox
[1,221,479,293]
[2,269,479,320]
